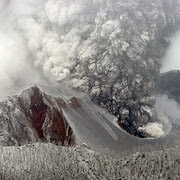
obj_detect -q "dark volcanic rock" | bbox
[0,86,75,146]
[2,84,179,156]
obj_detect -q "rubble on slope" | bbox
[0,143,180,180]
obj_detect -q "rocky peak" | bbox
[0,85,76,146]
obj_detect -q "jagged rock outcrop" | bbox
[0,86,76,146]
[0,143,180,180]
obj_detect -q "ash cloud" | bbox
[0,0,70,98]
[141,94,180,138]
[154,94,180,136]
[0,0,111,96]
[138,122,165,138]
[1,0,180,138]
[8,0,95,82]
[0,0,110,98]
[0,0,98,85]
[0,1,42,98]
[155,95,180,125]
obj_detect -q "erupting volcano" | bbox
[0,0,180,179]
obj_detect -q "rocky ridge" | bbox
[0,86,76,146]
[0,143,180,180]
[1,84,180,159]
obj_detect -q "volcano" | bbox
[1,0,180,179]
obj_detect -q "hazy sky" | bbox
[161,31,180,73]
[0,0,46,98]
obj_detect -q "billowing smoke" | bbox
[139,94,180,138]
[1,0,124,96]
[7,0,95,82]
[138,122,165,138]
[0,0,101,98]
[0,0,45,98]
[0,0,79,98]
[1,0,180,138]
[155,95,180,125]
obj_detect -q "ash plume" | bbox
[0,0,100,95]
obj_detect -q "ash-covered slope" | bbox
[0,84,180,158]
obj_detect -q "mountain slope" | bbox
[0,84,179,158]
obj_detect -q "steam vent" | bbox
[1,0,180,179]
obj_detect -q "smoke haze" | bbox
[0,3,32,98]
[156,30,180,133]
[161,31,180,73]
[0,0,100,98]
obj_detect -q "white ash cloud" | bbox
[138,122,165,138]
[0,0,130,97]
[4,0,135,85]
[6,0,97,82]
[0,0,156,95]
[0,2,41,98]
[145,94,180,138]
[0,0,94,97]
